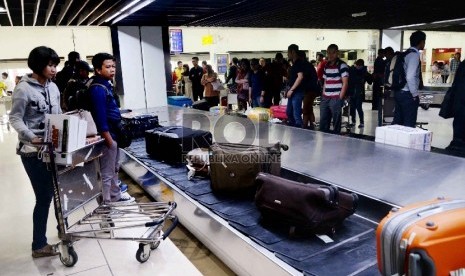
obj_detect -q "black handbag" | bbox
[439,85,456,119]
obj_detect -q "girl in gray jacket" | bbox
[9,46,61,258]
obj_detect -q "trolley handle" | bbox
[162,216,179,240]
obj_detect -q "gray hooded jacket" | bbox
[10,74,61,145]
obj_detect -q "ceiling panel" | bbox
[1,0,464,31]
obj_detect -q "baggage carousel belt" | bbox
[125,139,378,275]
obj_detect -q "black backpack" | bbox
[303,60,319,94]
[384,49,415,90]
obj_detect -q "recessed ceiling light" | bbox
[0,7,7,13]
[351,12,367,18]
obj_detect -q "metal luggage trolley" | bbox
[41,140,178,267]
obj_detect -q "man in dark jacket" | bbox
[55,51,80,93]
[446,60,465,153]
[189,57,204,101]
[348,59,373,128]
[372,49,386,110]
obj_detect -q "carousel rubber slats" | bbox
[376,198,465,276]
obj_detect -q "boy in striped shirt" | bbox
[319,44,349,134]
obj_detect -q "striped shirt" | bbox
[323,60,349,98]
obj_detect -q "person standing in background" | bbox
[174,61,183,94]
[2,72,15,95]
[264,53,287,106]
[348,59,373,128]
[182,64,193,101]
[372,48,386,110]
[319,44,349,134]
[286,45,306,128]
[249,58,267,108]
[54,51,80,93]
[189,57,204,101]
[235,58,251,111]
[202,60,208,74]
[392,31,426,127]
[9,46,62,258]
[449,52,461,84]
[201,65,219,107]
[316,53,327,95]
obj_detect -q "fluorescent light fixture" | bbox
[105,11,122,22]
[429,17,465,24]
[351,11,367,18]
[389,23,426,29]
[112,0,156,24]
[120,0,141,12]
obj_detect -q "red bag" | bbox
[270,105,287,120]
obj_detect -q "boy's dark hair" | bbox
[385,47,394,55]
[177,60,182,65]
[288,44,299,52]
[232,57,239,64]
[202,60,207,66]
[92,53,115,71]
[410,31,426,47]
[192,57,199,61]
[327,44,339,51]
[68,51,80,62]
[250,58,259,66]
[27,46,60,74]
[2,72,8,78]
[316,53,325,59]
[275,53,283,59]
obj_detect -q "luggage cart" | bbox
[40,140,178,267]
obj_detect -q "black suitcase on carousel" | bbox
[192,99,210,111]
[145,126,212,164]
[121,112,159,138]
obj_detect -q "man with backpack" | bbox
[87,53,135,205]
[299,51,319,129]
[319,44,349,134]
[62,60,92,112]
[389,31,426,128]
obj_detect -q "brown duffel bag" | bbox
[254,173,358,235]
[209,142,289,193]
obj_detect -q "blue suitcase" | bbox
[168,96,193,107]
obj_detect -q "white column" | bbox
[382,30,403,52]
[115,26,168,109]
[140,26,168,108]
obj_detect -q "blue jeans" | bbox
[392,90,419,127]
[21,155,58,250]
[286,92,304,127]
[350,94,364,124]
[320,97,344,133]
[252,96,261,108]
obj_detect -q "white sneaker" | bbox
[109,192,135,205]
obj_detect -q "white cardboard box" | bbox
[375,125,432,151]
[45,114,82,153]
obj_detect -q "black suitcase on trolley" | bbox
[145,126,212,164]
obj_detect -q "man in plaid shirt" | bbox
[449,52,461,84]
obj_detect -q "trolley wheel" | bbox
[150,231,162,250]
[420,103,430,110]
[60,246,78,267]
[136,243,151,263]
[150,241,161,250]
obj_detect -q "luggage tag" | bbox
[315,234,334,244]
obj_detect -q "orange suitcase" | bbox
[376,198,465,276]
